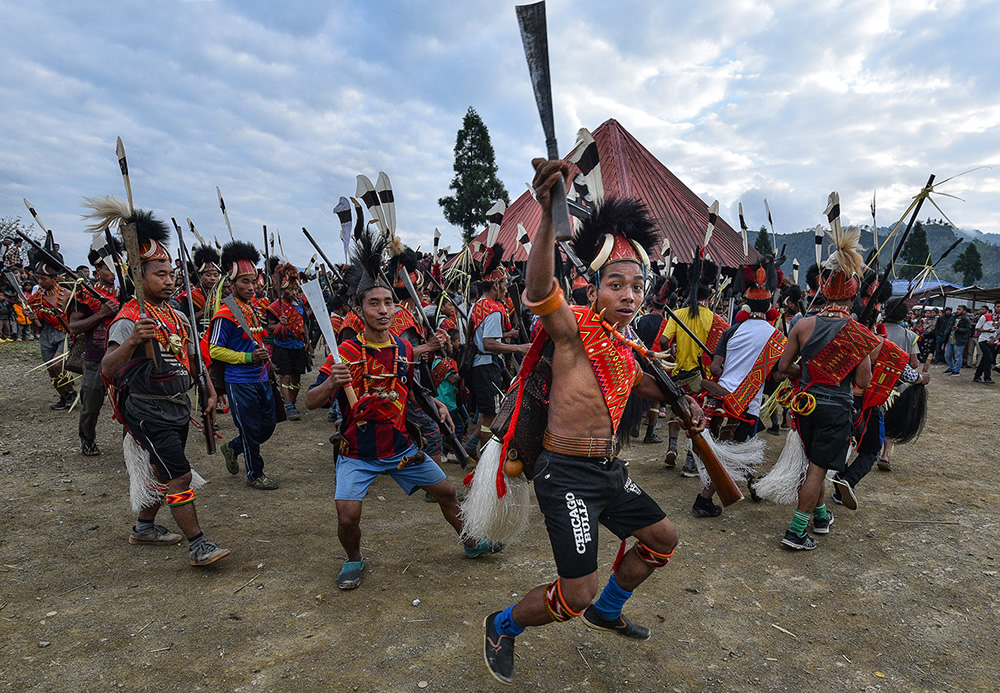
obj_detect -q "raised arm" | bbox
[524,158,578,343]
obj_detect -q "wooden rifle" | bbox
[632,348,743,506]
[172,218,217,454]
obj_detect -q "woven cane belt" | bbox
[543,430,619,459]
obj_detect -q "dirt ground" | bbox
[1,339,998,692]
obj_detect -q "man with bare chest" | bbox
[482,159,707,684]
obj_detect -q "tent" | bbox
[464,118,759,268]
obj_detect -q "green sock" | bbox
[813,504,828,521]
[789,510,810,535]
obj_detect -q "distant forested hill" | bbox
[749,220,1000,288]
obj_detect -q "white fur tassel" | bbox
[693,433,765,488]
[754,429,808,505]
[460,437,531,545]
[125,433,207,513]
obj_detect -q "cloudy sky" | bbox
[2,0,998,267]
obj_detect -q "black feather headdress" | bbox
[221,240,260,279]
[571,197,657,277]
[683,256,717,318]
[193,244,222,273]
[388,243,422,296]
[474,244,506,284]
[29,246,59,276]
[346,226,390,298]
[82,196,171,263]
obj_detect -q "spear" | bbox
[116,137,134,214]
[858,174,936,328]
[738,202,749,258]
[217,187,236,241]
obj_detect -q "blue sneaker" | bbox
[465,540,503,559]
[337,557,365,589]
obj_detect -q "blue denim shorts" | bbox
[334,444,447,501]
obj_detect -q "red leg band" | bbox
[544,578,583,623]
[165,488,195,506]
[634,541,673,568]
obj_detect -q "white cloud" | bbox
[1,0,999,271]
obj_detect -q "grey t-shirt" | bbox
[473,311,503,368]
[108,310,194,426]
[884,323,918,356]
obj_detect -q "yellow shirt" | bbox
[662,305,714,374]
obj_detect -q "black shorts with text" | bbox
[533,449,666,579]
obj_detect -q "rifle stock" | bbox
[634,351,743,506]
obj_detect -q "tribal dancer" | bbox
[696,263,786,517]
[634,297,669,443]
[834,296,929,507]
[662,256,721,475]
[69,242,121,454]
[481,160,706,685]
[267,262,309,420]
[387,245,447,465]
[90,200,229,566]
[26,248,77,410]
[210,241,278,490]
[770,220,879,550]
[305,228,495,591]
[178,243,221,333]
[468,248,529,453]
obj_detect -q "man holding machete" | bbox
[305,228,496,591]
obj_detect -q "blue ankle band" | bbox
[591,573,633,619]
[494,604,524,638]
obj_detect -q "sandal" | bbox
[81,440,101,456]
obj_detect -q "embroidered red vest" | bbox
[807,319,880,386]
[389,306,419,338]
[432,357,457,390]
[213,300,266,347]
[179,287,206,312]
[330,337,413,428]
[862,338,909,410]
[572,306,641,435]
[719,328,787,417]
[339,310,363,336]
[115,299,192,373]
[267,298,306,340]
[28,288,70,332]
[703,313,731,370]
[470,297,511,334]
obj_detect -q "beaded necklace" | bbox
[234,296,265,346]
[354,332,407,395]
[145,301,188,357]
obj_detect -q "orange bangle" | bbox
[522,281,565,317]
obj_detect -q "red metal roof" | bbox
[463,118,758,267]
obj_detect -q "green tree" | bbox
[0,216,42,264]
[438,107,510,244]
[754,224,773,257]
[898,221,930,280]
[952,242,983,286]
